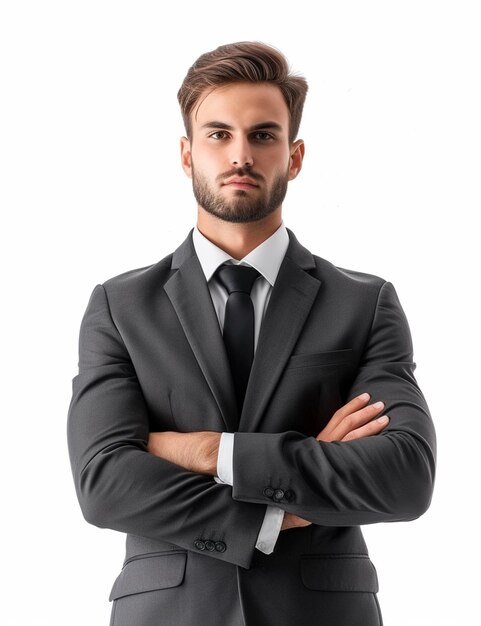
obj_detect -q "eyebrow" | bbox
[200,121,284,132]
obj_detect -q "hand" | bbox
[281,393,389,531]
[147,431,221,476]
[316,393,389,442]
[281,512,312,531]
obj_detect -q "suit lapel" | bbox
[239,229,321,432]
[164,231,239,432]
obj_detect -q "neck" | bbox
[196,207,282,260]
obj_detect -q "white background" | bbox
[1,1,480,625]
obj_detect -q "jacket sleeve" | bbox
[67,284,266,569]
[231,281,436,526]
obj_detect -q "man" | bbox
[67,41,436,626]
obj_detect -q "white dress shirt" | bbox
[192,223,289,555]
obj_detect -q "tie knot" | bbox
[215,263,260,296]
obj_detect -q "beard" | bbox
[191,165,289,224]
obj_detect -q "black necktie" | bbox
[215,263,261,414]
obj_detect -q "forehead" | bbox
[193,82,289,131]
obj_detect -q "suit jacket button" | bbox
[284,489,295,502]
[205,540,215,552]
[194,539,206,551]
[215,541,226,552]
[263,487,274,498]
[273,489,285,502]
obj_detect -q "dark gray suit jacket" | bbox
[67,228,436,626]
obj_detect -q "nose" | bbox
[231,136,253,168]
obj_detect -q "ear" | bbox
[180,136,192,178]
[288,139,305,181]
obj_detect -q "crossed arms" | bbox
[147,394,390,531]
[67,281,436,569]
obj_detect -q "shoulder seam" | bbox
[97,283,123,339]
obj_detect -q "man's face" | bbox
[180,82,304,223]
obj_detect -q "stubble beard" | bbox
[192,165,289,224]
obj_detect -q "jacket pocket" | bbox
[300,555,379,593]
[286,349,353,370]
[109,551,187,601]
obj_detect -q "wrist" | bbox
[201,432,221,475]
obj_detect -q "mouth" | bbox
[222,177,259,190]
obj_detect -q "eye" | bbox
[209,131,230,140]
[252,131,275,142]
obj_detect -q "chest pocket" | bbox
[285,349,353,370]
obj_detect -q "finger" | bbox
[341,415,390,442]
[328,401,385,441]
[281,513,312,531]
[327,392,372,429]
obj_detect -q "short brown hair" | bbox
[177,41,308,143]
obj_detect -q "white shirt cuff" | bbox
[256,506,284,554]
[215,432,234,485]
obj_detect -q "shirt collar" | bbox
[192,222,289,287]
